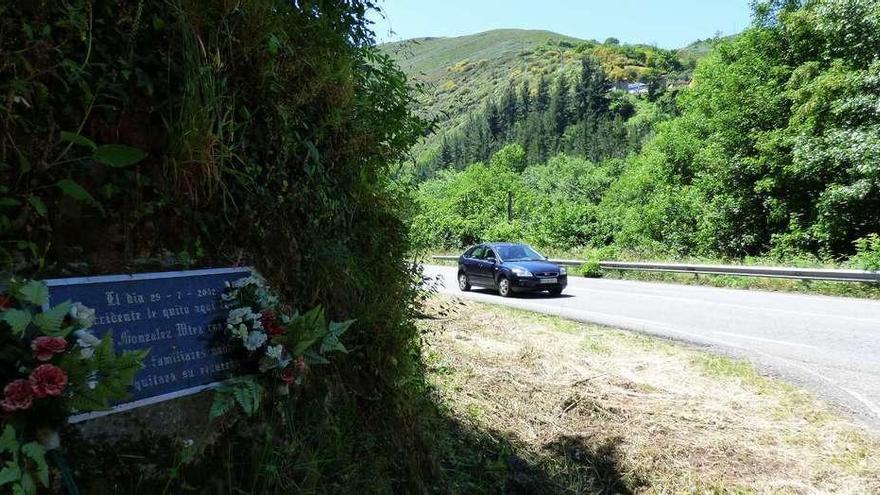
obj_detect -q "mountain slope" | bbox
[383,29,581,77]
[381,29,703,167]
[382,30,582,156]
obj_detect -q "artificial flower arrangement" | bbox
[210,274,352,419]
[0,279,148,495]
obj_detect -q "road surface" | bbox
[423,264,880,429]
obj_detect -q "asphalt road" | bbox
[423,264,880,429]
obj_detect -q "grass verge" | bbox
[419,296,880,493]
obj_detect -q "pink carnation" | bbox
[29,364,68,398]
[31,336,67,361]
[1,379,34,413]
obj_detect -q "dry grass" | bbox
[420,296,880,494]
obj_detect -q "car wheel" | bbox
[548,288,563,296]
[497,277,512,297]
[458,272,471,291]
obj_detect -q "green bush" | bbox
[579,260,603,278]
[852,234,880,272]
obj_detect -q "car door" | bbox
[464,246,486,284]
[480,248,498,286]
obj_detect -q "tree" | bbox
[548,76,571,138]
[610,0,880,257]
[518,80,531,120]
[574,57,612,121]
[534,74,550,112]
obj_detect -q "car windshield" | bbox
[496,244,545,262]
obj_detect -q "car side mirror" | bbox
[486,256,497,264]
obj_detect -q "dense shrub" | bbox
[619,0,880,258]
[852,234,880,272]
[1,1,433,492]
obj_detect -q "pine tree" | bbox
[498,84,518,137]
[518,80,531,121]
[548,76,571,138]
[486,101,502,139]
[534,74,550,113]
[574,57,611,121]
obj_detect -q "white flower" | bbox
[266,344,284,360]
[69,302,96,329]
[244,331,267,351]
[75,329,100,359]
[226,307,253,326]
[233,323,249,341]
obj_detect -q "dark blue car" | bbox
[457,243,567,297]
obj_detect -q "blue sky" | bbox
[370,0,753,48]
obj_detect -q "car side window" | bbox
[484,249,496,261]
[470,246,485,259]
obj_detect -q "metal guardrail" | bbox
[430,255,880,283]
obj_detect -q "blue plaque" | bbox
[45,267,251,422]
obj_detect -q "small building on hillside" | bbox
[614,81,650,95]
[625,82,649,95]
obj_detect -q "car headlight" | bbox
[559,266,567,275]
[511,267,533,277]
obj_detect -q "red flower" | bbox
[261,310,276,324]
[262,310,286,336]
[0,296,11,310]
[280,367,295,384]
[31,336,67,361]
[1,380,34,413]
[29,364,68,398]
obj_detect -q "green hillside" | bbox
[380,29,698,168]
[383,29,580,77]
[381,30,581,157]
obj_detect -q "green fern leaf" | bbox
[0,426,17,455]
[19,443,47,487]
[33,301,72,336]
[209,392,234,421]
[0,310,31,335]
[68,391,110,412]
[19,472,34,495]
[0,464,21,486]
[232,378,261,416]
[17,281,48,307]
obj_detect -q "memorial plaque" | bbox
[45,267,251,422]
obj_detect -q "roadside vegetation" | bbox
[419,296,880,493]
[407,0,880,285]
